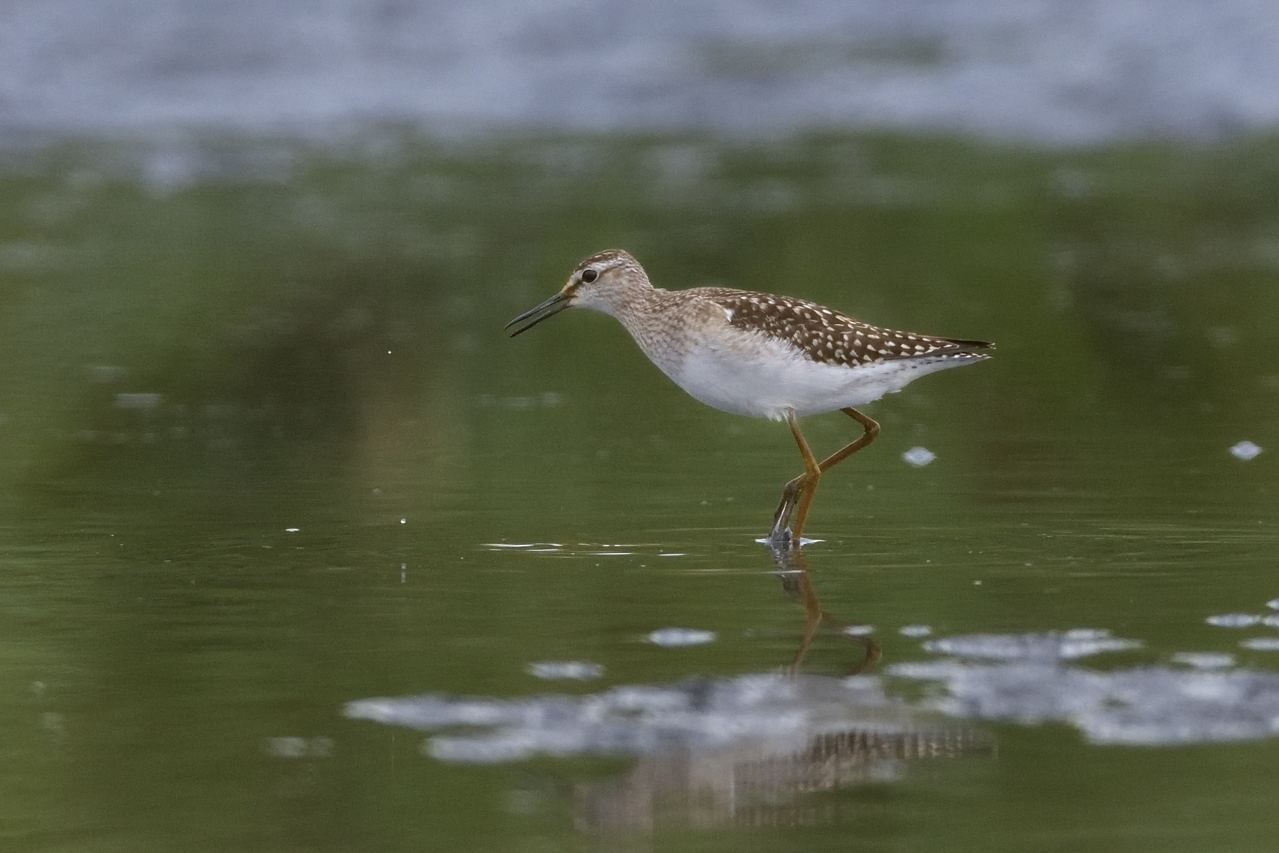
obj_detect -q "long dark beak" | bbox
[505,290,571,337]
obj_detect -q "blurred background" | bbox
[3,2,1279,851]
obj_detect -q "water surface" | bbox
[3,131,1279,850]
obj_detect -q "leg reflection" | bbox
[771,544,881,675]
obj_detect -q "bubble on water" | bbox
[647,628,717,647]
[900,625,933,638]
[527,661,605,681]
[1206,614,1262,628]
[1229,440,1263,460]
[1242,637,1279,651]
[902,446,936,467]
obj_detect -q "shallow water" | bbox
[3,131,1279,850]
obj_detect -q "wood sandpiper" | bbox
[506,249,993,546]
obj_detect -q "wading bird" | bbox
[507,250,992,546]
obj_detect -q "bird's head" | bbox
[505,249,645,336]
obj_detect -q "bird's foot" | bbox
[769,498,797,546]
[768,474,807,548]
[767,525,794,550]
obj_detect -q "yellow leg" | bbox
[785,412,822,543]
[768,407,880,546]
[817,407,881,473]
[768,411,819,543]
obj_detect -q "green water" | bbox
[3,131,1279,851]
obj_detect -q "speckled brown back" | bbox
[695,288,993,368]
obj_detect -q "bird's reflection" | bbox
[572,543,990,834]
[770,542,881,675]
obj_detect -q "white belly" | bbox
[663,334,977,421]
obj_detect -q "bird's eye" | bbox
[581,268,598,284]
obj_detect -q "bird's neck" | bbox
[589,279,665,327]
[594,283,692,373]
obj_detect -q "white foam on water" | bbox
[526,661,605,681]
[894,633,1279,746]
[647,628,718,648]
[923,629,1141,661]
[347,634,1279,763]
[349,673,950,764]
[902,447,936,467]
[1207,614,1263,628]
[1229,440,1263,461]
[1242,637,1279,651]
